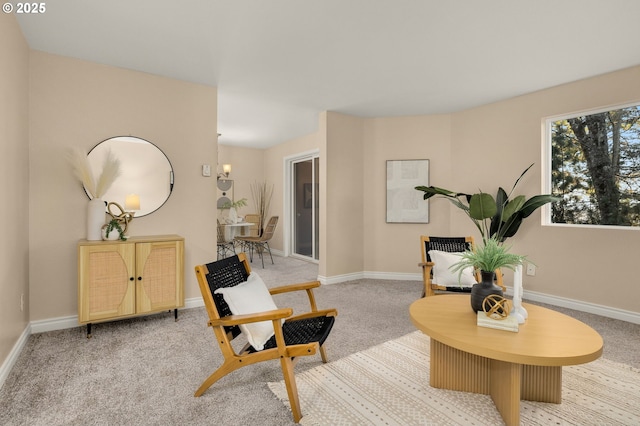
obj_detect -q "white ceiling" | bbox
[16,0,640,149]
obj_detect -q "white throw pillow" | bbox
[428,250,477,287]
[214,272,279,350]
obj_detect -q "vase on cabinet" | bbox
[87,198,106,240]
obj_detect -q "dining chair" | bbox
[235,216,278,268]
[217,219,236,260]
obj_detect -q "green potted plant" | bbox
[101,219,125,241]
[221,198,248,223]
[415,164,560,243]
[450,237,527,312]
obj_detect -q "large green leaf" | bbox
[502,195,526,222]
[490,187,508,237]
[469,193,497,220]
[519,194,561,218]
[415,165,561,243]
[496,213,524,241]
[508,163,534,196]
[415,186,467,200]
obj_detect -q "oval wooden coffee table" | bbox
[409,295,603,426]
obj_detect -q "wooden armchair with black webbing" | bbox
[419,236,505,297]
[193,253,337,423]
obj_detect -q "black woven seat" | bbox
[251,316,335,353]
[194,253,337,423]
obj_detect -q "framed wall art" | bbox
[386,159,429,223]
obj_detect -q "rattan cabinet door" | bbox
[135,240,185,314]
[78,243,136,323]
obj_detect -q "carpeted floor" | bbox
[269,331,640,425]
[0,255,638,425]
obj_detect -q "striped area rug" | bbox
[268,331,640,425]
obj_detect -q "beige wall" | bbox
[281,67,640,314]
[264,118,324,255]
[362,114,453,274]
[217,144,264,220]
[223,62,640,318]
[28,52,218,321]
[217,120,324,258]
[356,66,640,313]
[324,112,365,277]
[0,14,30,367]
[448,66,640,312]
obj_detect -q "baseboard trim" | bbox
[185,296,205,309]
[364,271,422,281]
[318,271,365,285]
[30,315,78,334]
[504,286,640,325]
[29,297,206,335]
[0,324,31,391]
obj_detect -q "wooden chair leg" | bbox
[280,357,302,423]
[425,285,436,297]
[319,344,329,363]
[194,359,242,397]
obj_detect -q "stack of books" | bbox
[477,311,519,332]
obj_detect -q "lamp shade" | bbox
[125,194,140,210]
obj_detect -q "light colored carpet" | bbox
[269,331,640,426]
[1,255,639,425]
[0,257,422,425]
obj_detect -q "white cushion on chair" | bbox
[214,272,280,350]
[428,250,477,287]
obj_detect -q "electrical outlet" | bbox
[20,293,24,312]
[526,263,536,276]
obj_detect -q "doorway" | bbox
[289,154,319,261]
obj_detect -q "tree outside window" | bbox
[549,104,640,227]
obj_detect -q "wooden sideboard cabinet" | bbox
[78,234,185,337]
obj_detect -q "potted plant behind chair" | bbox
[450,237,527,312]
[415,164,560,244]
[416,164,559,312]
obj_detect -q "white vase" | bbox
[229,207,238,224]
[87,198,106,240]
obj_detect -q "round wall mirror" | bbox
[87,136,174,217]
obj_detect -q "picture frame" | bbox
[386,159,429,223]
[216,179,234,209]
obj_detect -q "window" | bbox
[546,103,640,227]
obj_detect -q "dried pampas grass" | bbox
[251,181,274,236]
[68,147,121,199]
[95,149,121,198]
[68,147,97,197]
